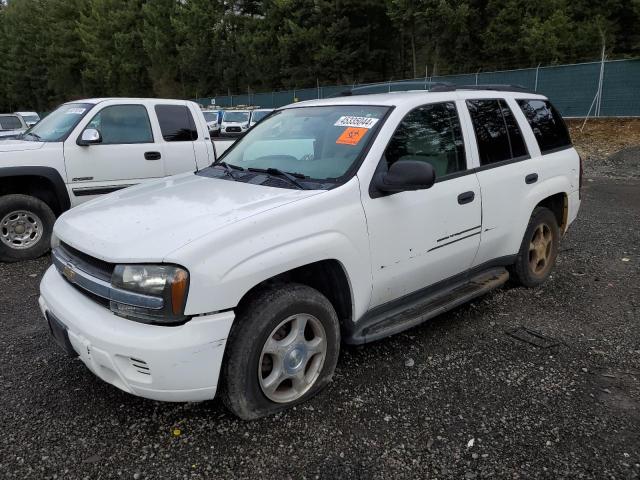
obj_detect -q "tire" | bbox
[0,194,56,262]
[510,207,560,288]
[221,283,341,420]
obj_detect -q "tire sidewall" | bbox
[516,207,560,287]
[223,284,341,419]
[0,194,55,262]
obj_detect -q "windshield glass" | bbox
[223,111,250,123]
[220,105,389,180]
[26,103,92,142]
[0,116,22,130]
[251,110,271,123]
[203,111,218,122]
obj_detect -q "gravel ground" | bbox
[1,134,639,479]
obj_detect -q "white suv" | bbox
[40,87,581,419]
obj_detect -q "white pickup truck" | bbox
[40,87,581,419]
[0,98,216,261]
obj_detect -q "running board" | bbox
[345,267,509,345]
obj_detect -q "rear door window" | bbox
[466,99,529,166]
[155,105,199,141]
[517,99,571,153]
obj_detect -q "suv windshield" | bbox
[219,105,389,180]
[224,111,250,123]
[24,103,92,142]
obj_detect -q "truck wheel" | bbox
[221,283,341,420]
[0,194,56,262]
[510,207,560,287]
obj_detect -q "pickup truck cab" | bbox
[0,98,214,261]
[40,87,581,419]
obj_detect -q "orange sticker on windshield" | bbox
[336,127,367,146]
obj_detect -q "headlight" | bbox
[110,264,189,324]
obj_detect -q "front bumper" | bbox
[39,266,234,402]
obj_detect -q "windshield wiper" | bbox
[247,167,308,190]
[22,132,41,141]
[215,161,244,180]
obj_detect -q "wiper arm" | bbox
[215,161,244,180]
[248,167,307,190]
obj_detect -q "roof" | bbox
[62,98,196,106]
[284,89,547,109]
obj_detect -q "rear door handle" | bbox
[525,173,538,184]
[144,151,161,161]
[457,191,475,205]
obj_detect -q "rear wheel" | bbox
[0,194,55,262]
[510,207,560,287]
[221,283,340,420]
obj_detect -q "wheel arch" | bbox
[235,259,355,332]
[534,191,568,234]
[0,167,70,215]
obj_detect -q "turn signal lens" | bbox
[171,269,189,315]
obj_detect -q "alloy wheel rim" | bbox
[0,210,43,250]
[528,223,553,275]
[258,313,327,403]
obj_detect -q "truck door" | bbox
[63,103,164,203]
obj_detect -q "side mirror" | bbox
[77,128,102,146]
[374,160,436,195]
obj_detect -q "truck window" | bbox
[517,99,571,154]
[155,105,199,142]
[87,105,153,144]
[466,99,528,165]
[0,115,22,130]
[385,102,467,178]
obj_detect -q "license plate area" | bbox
[46,312,78,358]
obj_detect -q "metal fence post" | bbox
[534,63,540,92]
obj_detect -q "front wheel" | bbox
[221,284,341,420]
[0,194,56,262]
[510,207,560,287]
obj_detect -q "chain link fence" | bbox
[195,58,640,117]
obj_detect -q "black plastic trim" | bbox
[343,255,516,344]
[72,184,135,196]
[436,225,481,242]
[428,231,480,251]
[0,166,71,212]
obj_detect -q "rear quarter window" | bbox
[155,105,199,142]
[517,99,571,154]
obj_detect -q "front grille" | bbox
[60,242,114,282]
[226,126,241,132]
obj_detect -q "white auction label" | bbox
[334,116,379,129]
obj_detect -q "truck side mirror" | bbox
[374,160,436,195]
[77,128,102,146]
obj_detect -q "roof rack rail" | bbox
[334,81,455,97]
[429,83,532,93]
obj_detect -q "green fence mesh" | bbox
[195,59,639,117]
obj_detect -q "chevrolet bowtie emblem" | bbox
[62,263,76,282]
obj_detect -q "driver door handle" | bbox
[145,151,161,161]
[457,191,475,205]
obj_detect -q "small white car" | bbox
[40,87,581,419]
[0,113,28,139]
[249,109,274,127]
[0,98,214,261]
[220,110,250,136]
[16,111,41,127]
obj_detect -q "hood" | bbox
[0,139,45,152]
[55,173,321,262]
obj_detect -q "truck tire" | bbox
[510,207,560,288]
[221,283,341,420]
[0,194,56,262]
